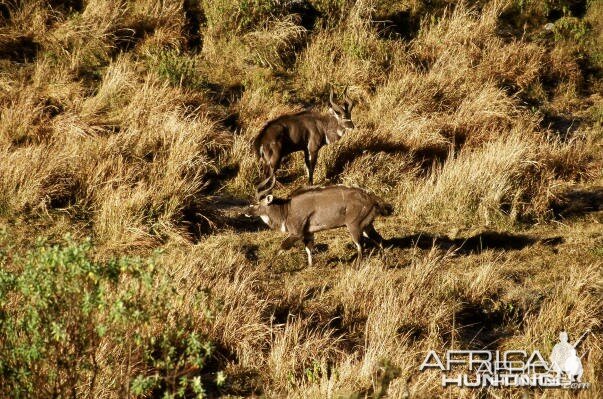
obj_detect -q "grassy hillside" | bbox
[0,0,601,397]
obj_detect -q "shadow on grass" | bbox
[202,341,262,397]
[241,244,259,262]
[375,9,421,41]
[212,196,270,234]
[0,35,39,63]
[384,230,563,255]
[246,230,562,266]
[180,195,265,243]
[326,138,449,181]
[451,302,516,350]
[551,186,603,218]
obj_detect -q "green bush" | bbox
[0,236,219,398]
[553,16,590,42]
[151,50,207,89]
[502,0,589,34]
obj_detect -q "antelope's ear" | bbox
[264,195,274,204]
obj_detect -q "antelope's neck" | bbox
[323,114,342,144]
[264,203,288,230]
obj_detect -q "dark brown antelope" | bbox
[253,87,355,190]
[244,182,392,266]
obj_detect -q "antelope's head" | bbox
[328,86,355,134]
[244,194,275,218]
[244,175,276,218]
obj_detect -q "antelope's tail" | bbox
[371,194,393,217]
[253,122,272,159]
[253,133,263,159]
[376,202,394,217]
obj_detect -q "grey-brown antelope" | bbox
[244,182,392,266]
[253,87,355,192]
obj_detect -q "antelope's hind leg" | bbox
[363,223,385,249]
[303,234,315,266]
[261,141,282,186]
[346,224,363,264]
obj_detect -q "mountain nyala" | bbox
[253,87,355,191]
[244,183,392,266]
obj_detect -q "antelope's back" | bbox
[289,186,378,227]
[256,110,323,151]
[280,111,325,147]
[291,185,375,202]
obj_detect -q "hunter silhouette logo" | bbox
[550,330,589,382]
[419,329,591,389]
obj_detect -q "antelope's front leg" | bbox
[308,150,318,185]
[304,150,319,185]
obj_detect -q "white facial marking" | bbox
[362,231,369,238]
[330,108,344,122]
[337,129,344,137]
[260,215,271,225]
[305,246,313,266]
[325,135,331,144]
[280,222,287,232]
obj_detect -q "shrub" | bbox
[553,16,590,43]
[0,236,219,398]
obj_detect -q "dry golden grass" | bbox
[0,0,601,397]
